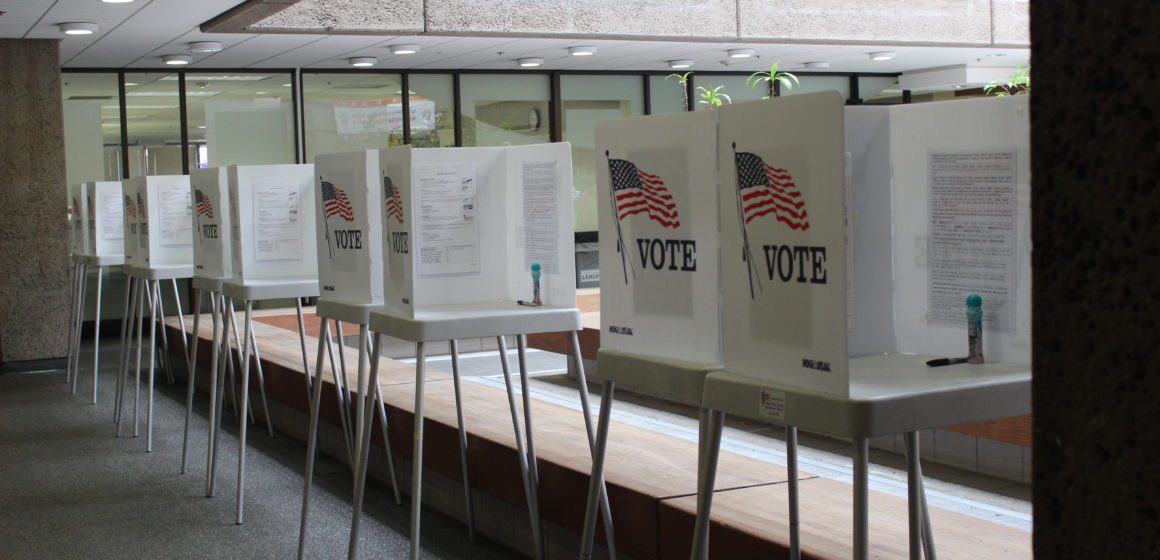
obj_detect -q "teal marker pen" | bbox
[966,294,984,364]
[518,263,543,307]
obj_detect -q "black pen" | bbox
[926,357,968,367]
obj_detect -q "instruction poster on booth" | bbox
[253,181,304,261]
[522,160,559,273]
[415,163,480,276]
[927,149,1018,332]
[101,190,123,241]
[159,183,193,246]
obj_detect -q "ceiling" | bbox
[3,0,1029,74]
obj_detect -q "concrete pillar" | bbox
[1031,1,1160,556]
[0,39,69,365]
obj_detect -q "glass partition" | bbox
[561,75,644,232]
[61,73,121,183]
[458,74,551,147]
[123,72,184,177]
[409,73,455,147]
[691,74,766,110]
[184,72,295,168]
[649,74,688,114]
[784,75,851,99]
[302,72,404,163]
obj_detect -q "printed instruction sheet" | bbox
[415,163,480,276]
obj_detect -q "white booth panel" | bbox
[136,175,193,268]
[191,167,232,279]
[314,150,384,306]
[85,181,124,258]
[228,164,317,283]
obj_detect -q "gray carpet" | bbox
[0,339,520,559]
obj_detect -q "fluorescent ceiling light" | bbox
[669,59,694,69]
[187,41,222,53]
[727,48,756,58]
[389,44,420,55]
[349,57,377,67]
[804,61,830,69]
[162,54,192,65]
[569,46,597,56]
[518,57,544,67]
[160,75,266,82]
[104,104,178,110]
[869,51,897,61]
[59,22,99,35]
[101,0,136,3]
[127,91,218,97]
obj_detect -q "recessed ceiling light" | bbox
[389,44,420,55]
[59,22,99,35]
[160,75,267,82]
[727,48,756,58]
[869,51,897,61]
[197,125,207,129]
[282,83,292,87]
[162,54,192,65]
[569,46,597,56]
[517,57,544,67]
[187,41,223,53]
[255,91,268,95]
[804,61,831,69]
[124,82,138,86]
[669,59,694,69]
[349,57,377,67]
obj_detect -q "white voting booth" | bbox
[65,184,91,397]
[580,110,724,558]
[113,175,193,453]
[691,93,1032,560]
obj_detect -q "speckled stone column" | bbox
[0,39,68,364]
[1031,1,1160,557]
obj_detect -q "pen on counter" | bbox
[517,263,543,307]
[926,357,968,368]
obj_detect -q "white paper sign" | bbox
[522,161,559,273]
[415,163,480,276]
[927,150,1018,333]
[758,388,786,420]
[159,182,193,246]
[101,190,123,241]
[253,181,304,261]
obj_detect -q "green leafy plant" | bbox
[985,64,1031,96]
[696,85,731,109]
[746,61,799,98]
[665,71,693,110]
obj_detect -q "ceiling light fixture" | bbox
[669,59,694,69]
[349,57,377,67]
[804,61,831,69]
[517,57,544,67]
[59,22,99,35]
[162,54,192,65]
[187,41,223,53]
[101,0,136,3]
[869,51,897,61]
[569,46,598,56]
[389,44,420,55]
[727,48,756,58]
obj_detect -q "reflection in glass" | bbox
[184,72,295,168]
[691,74,766,110]
[303,73,404,163]
[123,73,185,177]
[458,74,550,148]
[62,72,121,182]
[649,74,688,115]
[409,74,455,148]
[561,75,644,233]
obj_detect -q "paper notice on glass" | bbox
[415,163,480,276]
[253,182,304,261]
[159,183,193,246]
[101,190,124,240]
[928,150,1018,333]
[522,161,558,273]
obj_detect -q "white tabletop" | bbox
[124,264,194,281]
[223,278,320,301]
[703,353,1031,438]
[80,254,125,267]
[369,301,582,343]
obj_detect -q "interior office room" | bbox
[0,1,1154,558]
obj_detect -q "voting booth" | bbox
[131,175,194,269]
[65,183,90,397]
[84,181,125,258]
[689,93,1032,560]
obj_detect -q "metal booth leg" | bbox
[71,261,89,395]
[235,300,255,525]
[347,325,376,560]
[570,331,617,560]
[205,292,222,497]
[171,279,191,375]
[90,266,104,404]
[297,316,330,560]
[227,299,257,427]
[496,336,543,560]
[448,339,476,538]
[115,276,139,436]
[909,432,938,560]
[367,335,401,506]
[323,320,355,467]
[787,425,801,560]
[516,334,545,560]
[66,261,78,387]
[114,274,133,425]
[580,380,616,560]
[132,278,148,438]
[180,287,204,474]
[146,280,160,452]
[853,437,870,560]
[690,410,725,560]
[408,341,427,560]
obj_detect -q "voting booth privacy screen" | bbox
[595,111,722,367]
[228,164,318,283]
[69,183,89,257]
[379,143,576,316]
[314,150,384,305]
[191,167,233,280]
[84,181,124,258]
[132,175,194,268]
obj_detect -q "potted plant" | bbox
[746,61,799,98]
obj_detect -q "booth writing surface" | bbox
[314,150,384,305]
[718,93,850,398]
[191,167,232,279]
[596,110,722,366]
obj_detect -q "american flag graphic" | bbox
[735,152,809,231]
[384,177,403,224]
[320,181,354,222]
[608,159,680,228]
[194,189,214,219]
[124,195,136,219]
[136,193,146,222]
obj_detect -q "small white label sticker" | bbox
[579,269,600,283]
[759,388,786,420]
